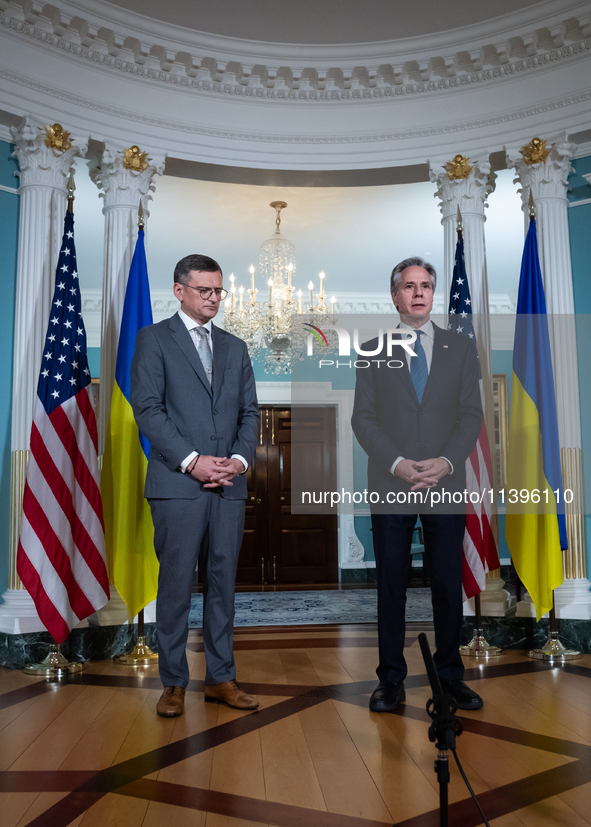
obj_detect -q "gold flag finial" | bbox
[66,168,75,196]
[67,168,75,213]
[123,145,149,172]
[445,154,472,180]
[45,123,72,152]
[456,204,463,233]
[138,200,145,229]
[528,189,536,219]
[521,137,549,166]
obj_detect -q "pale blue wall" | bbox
[0,149,589,585]
[568,154,591,576]
[0,140,19,596]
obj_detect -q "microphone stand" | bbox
[418,632,463,827]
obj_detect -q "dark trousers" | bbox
[149,494,245,688]
[371,512,465,684]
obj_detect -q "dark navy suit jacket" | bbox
[351,323,482,513]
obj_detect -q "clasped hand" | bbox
[395,457,450,490]
[189,455,244,487]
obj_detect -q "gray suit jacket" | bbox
[130,313,259,500]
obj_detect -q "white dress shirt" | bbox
[177,309,248,474]
[390,319,452,476]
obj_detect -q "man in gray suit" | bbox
[131,254,259,717]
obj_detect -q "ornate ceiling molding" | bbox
[1,1,590,103]
[25,0,591,60]
[1,64,589,149]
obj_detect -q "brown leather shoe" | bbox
[156,686,185,717]
[204,680,259,710]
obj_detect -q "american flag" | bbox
[17,209,109,644]
[448,235,500,600]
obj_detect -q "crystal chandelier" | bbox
[223,201,336,374]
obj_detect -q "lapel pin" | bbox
[443,345,449,348]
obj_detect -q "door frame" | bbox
[255,382,366,578]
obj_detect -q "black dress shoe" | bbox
[440,679,483,710]
[369,681,406,712]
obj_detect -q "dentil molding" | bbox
[1,0,590,103]
[2,64,591,150]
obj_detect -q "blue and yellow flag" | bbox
[505,217,566,620]
[102,229,158,618]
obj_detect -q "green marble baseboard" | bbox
[2,614,589,670]
[461,617,591,653]
[340,568,377,584]
[0,623,158,670]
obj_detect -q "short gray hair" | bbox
[390,256,437,294]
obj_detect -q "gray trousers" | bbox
[149,493,245,688]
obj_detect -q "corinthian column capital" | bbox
[90,144,166,213]
[429,154,495,220]
[505,139,576,208]
[10,116,88,190]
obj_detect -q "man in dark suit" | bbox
[131,254,259,717]
[351,257,484,712]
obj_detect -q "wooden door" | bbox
[236,406,338,585]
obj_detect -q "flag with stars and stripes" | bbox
[448,235,500,600]
[17,208,109,644]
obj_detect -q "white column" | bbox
[0,117,88,634]
[430,155,495,369]
[90,146,165,456]
[507,139,590,619]
[430,155,515,617]
[89,146,164,625]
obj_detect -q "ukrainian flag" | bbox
[505,217,566,621]
[102,228,158,618]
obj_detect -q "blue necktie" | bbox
[410,330,428,402]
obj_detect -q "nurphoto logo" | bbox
[305,325,417,369]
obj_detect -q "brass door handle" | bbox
[256,498,262,504]
[280,496,285,501]
[250,496,255,501]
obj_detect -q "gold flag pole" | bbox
[528,596,581,662]
[24,168,85,677]
[113,608,159,665]
[24,639,85,677]
[113,200,158,667]
[454,205,504,658]
[516,191,580,663]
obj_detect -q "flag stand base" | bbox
[113,636,158,666]
[528,630,581,662]
[24,643,84,677]
[459,627,504,658]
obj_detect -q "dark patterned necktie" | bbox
[410,330,428,402]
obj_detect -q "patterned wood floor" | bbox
[2,623,591,826]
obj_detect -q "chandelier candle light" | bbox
[223,201,336,373]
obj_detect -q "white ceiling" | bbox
[105,0,544,44]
